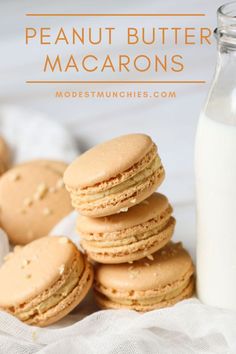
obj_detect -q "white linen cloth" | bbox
[0,106,78,163]
[0,107,236,354]
[1,298,236,354]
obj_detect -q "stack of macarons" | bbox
[0,133,194,327]
[64,133,194,311]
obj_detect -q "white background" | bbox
[0,0,224,256]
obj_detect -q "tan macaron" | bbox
[77,193,175,264]
[0,161,73,245]
[94,242,194,311]
[0,236,94,327]
[0,136,10,175]
[64,134,165,217]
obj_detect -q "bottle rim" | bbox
[216,1,236,44]
[218,1,236,20]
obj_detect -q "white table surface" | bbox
[0,0,225,258]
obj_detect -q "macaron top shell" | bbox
[19,159,68,175]
[0,162,73,244]
[64,134,154,188]
[0,237,84,307]
[77,193,170,233]
[95,242,194,292]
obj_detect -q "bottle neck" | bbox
[217,40,236,68]
[203,2,236,126]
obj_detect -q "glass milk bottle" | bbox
[195,2,236,309]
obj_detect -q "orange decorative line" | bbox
[26,80,206,84]
[25,13,205,17]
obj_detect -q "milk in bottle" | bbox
[195,2,236,309]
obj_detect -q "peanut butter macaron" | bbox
[77,193,175,263]
[64,134,165,217]
[0,236,93,327]
[0,136,10,175]
[94,242,194,312]
[0,161,73,245]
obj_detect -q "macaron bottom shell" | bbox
[94,276,194,312]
